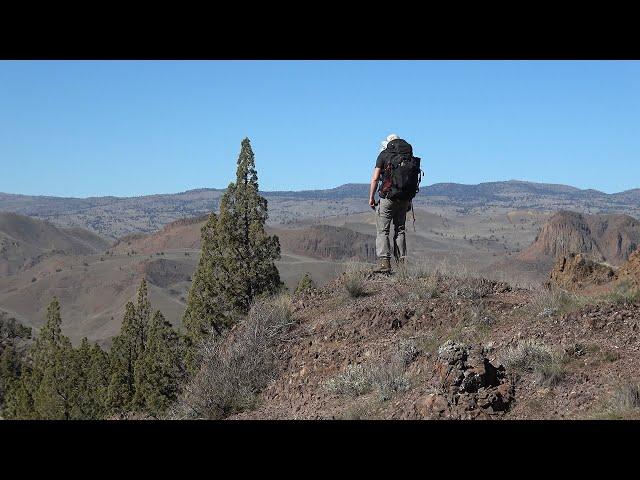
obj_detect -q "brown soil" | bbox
[229,272,640,420]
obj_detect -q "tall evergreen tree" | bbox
[106,278,156,415]
[106,302,138,414]
[70,338,109,419]
[30,298,76,419]
[4,299,111,420]
[183,138,282,350]
[0,346,20,405]
[136,278,151,348]
[3,368,36,419]
[182,213,226,342]
[133,311,184,417]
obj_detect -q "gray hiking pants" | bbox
[375,197,411,260]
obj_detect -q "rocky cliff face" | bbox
[547,253,616,292]
[615,249,640,288]
[519,211,640,266]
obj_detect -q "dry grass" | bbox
[502,339,567,387]
[171,293,295,419]
[343,261,369,298]
[325,364,373,397]
[604,281,640,305]
[610,383,640,411]
[529,282,640,319]
[593,383,640,419]
[467,300,497,328]
[528,286,590,317]
[326,339,417,402]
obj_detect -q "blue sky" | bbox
[0,60,638,197]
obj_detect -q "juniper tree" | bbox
[183,213,226,343]
[28,298,77,419]
[106,278,156,415]
[183,138,282,351]
[295,272,316,294]
[3,368,36,419]
[0,345,21,413]
[106,302,139,414]
[136,278,151,348]
[133,311,184,417]
[71,338,109,419]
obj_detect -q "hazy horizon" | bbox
[1,177,638,200]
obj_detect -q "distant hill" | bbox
[518,211,640,267]
[112,214,377,263]
[0,212,110,276]
[111,214,208,255]
[272,225,377,262]
[2,180,639,239]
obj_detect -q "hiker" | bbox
[368,134,422,273]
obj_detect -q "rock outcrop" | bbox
[616,249,640,288]
[518,211,640,266]
[414,341,514,419]
[547,253,616,292]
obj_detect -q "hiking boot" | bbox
[372,257,391,274]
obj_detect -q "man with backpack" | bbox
[368,134,422,274]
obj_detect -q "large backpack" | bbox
[378,139,422,201]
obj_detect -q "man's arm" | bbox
[369,167,381,207]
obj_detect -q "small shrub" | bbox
[401,258,433,280]
[605,281,640,305]
[370,358,410,401]
[468,300,496,328]
[173,294,294,419]
[31,277,37,283]
[536,357,566,387]
[325,364,373,397]
[396,338,420,366]
[529,287,588,316]
[343,262,368,298]
[610,383,640,412]
[601,349,621,363]
[294,272,316,295]
[405,274,440,302]
[502,339,566,387]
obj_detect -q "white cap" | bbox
[380,133,399,152]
